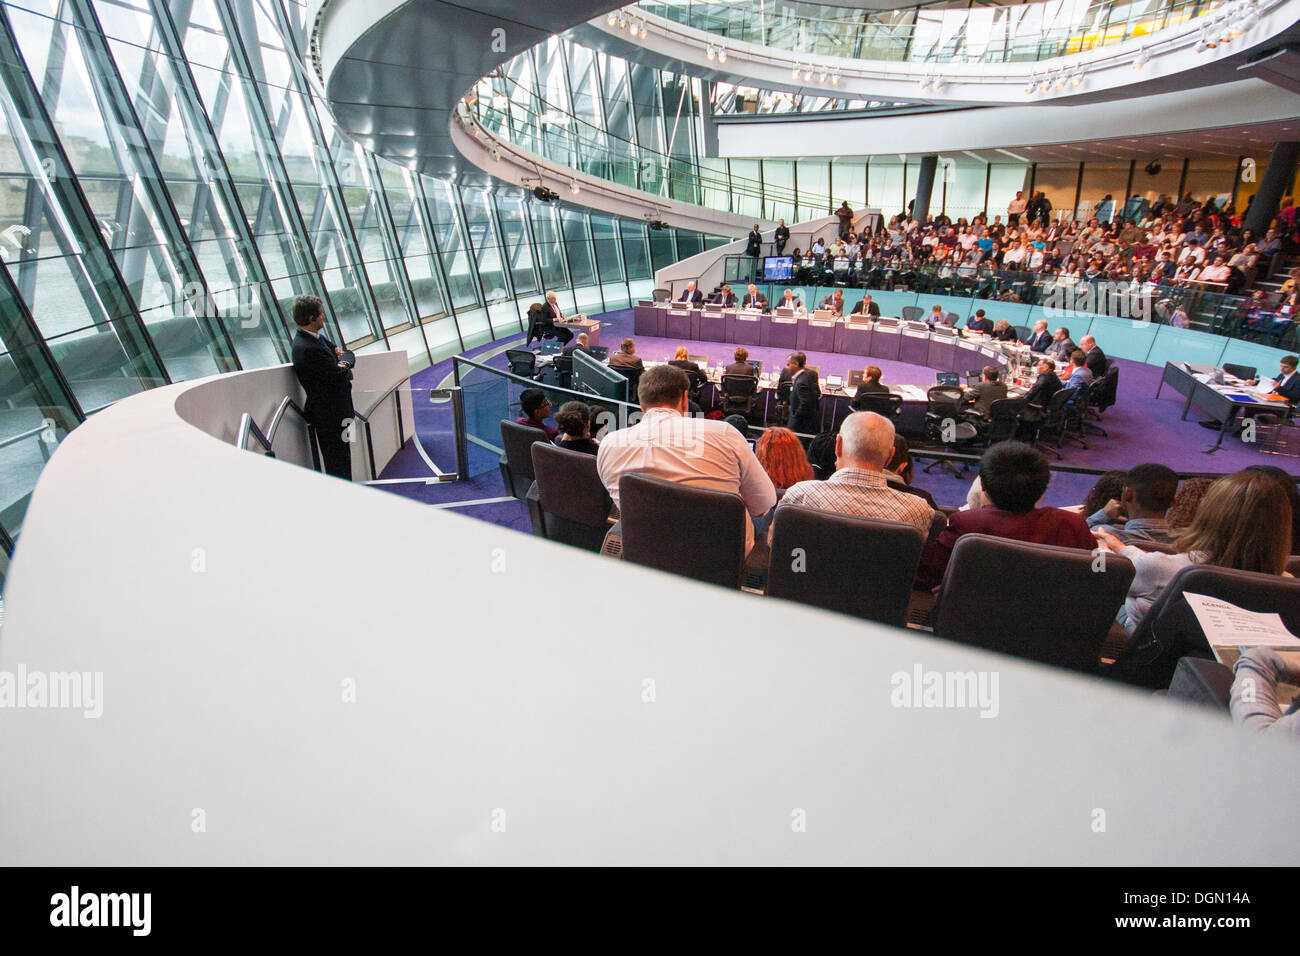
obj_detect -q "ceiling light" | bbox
[1038,76,1051,92]
[617,12,627,29]
[819,70,828,83]
[930,75,943,92]
[1055,72,1066,89]
[830,73,840,85]
[1070,70,1083,87]
[792,64,801,79]
[570,180,580,195]
[804,68,813,81]
[918,77,930,91]
[606,12,617,26]
[706,45,716,61]
[717,48,727,64]
[1025,74,1036,94]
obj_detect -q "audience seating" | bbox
[933,534,1135,674]
[499,419,547,500]
[529,443,613,551]
[1165,657,1235,710]
[766,507,924,626]
[616,473,747,588]
[1113,564,1300,689]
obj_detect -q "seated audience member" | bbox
[1230,648,1300,737]
[917,442,1094,588]
[596,365,776,554]
[1245,464,1300,555]
[562,332,593,356]
[851,366,890,405]
[991,318,1019,342]
[609,337,644,370]
[516,388,558,440]
[1079,334,1108,377]
[1046,327,1077,361]
[1098,470,1292,635]
[1165,476,1215,530]
[1060,349,1094,388]
[1081,470,1127,520]
[552,401,599,454]
[669,345,705,391]
[966,309,994,335]
[805,430,838,480]
[1020,358,1062,417]
[724,415,750,437]
[885,434,918,490]
[964,365,1008,421]
[777,412,934,537]
[756,427,814,493]
[1024,319,1052,352]
[851,294,880,316]
[725,347,757,378]
[1087,463,1180,543]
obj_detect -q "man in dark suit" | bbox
[1244,355,1300,403]
[774,220,790,255]
[741,284,767,311]
[819,290,845,317]
[676,282,704,306]
[850,294,880,317]
[774,289,801,311]
[713,284,738,308]
[745,225,762,258]
[966,309,994,335]
[1046,327,1077,362]
[539,290,574,344]
[725,347,757,379]
[1016,358,1062,438]
[1024,319,1052,353]
[1079,334,1107,377]
[963,365,1008,421]
[562,332,593,357]
[291,294,354,481]
[785,352,821,434]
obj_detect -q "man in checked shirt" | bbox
[776,412,934,538]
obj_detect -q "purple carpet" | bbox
[373,308,1298,522]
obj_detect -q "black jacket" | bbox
[1023,372,1063,409]
[676,288,704,306]
[1275,370,1300,403]
[741,293,768,310]
[745,230,762,256]
[787,368,821,434]
[1085,347,1108,378]
[724,361,757,379]
[292,328,353,426]
[1025,330,1052,352]
[850,299,880,316]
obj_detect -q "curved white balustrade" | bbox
[1,350,1298,863]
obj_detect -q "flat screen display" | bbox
[763,256,793,281]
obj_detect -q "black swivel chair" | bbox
[530,443,613,552]
[611,363,642,400]
[978,397,1028,446]
[499,419,548,500]
[850,391,903,421]
[1012,324,1032,342]
[1223,363,1257,380]
[766,507,924,627]
[923,386,979,475]
[1029,386,1077,460]
[616,473,747,589]
[933,534,1136,675]
[772,379,792,426]
[1112,565,1300,689]
[1083,366,1118,434]
[549,354,574,389]
[721,373,759,419]
[506,349,536,378]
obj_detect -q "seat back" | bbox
[1092,365,1119,414]
[984,397,1027,443]
[506,349,536,378]
[551,354,574,389]
[618,473,747,588]
[934,534,1135,673]
[721,374,758,399]
[901,305,923,323]
[1223,362,1257,380]
[531,443,612,551]
[851,391,903,419]
[942,311,960,327]
[499,419,548,498]
[1042,386,1077,427]
[652,288,671,302]
[767,507,925,626]
[1012,324,1032,341]
[926,385,965,417]
[1120,564,1300,687]
[612,363,642,398]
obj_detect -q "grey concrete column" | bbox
[1243,141,1299,235]
[912,155,938,222]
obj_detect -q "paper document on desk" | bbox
[1184,592,1300,649]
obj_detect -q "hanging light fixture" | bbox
[1132,47,1149,69]
[606,11,617,26]
[830,73,840,86]
[717,46,727,64]
[570,180,580,195]
[706,45,716,61]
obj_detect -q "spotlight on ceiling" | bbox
[830,73,840,86]
[930,75,943,92]
[1132,48,1149,69]
[606,11,616,26]
[1025,75,1036,95]
[532,186,559,202]
[1071,70,1083,87]
[918,77,930,91]
[648,219,667,231]
[570,180,580,195]
[706,45,716,61]
[792,64,801,79]
[717,47,727,63]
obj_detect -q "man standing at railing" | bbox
[291,294,354,481]
[836,200,854,240]
[774,219,789,255]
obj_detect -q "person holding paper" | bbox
[1230,648,1300,738]
[1245,354,1300,403]
[1098,471,1292,636]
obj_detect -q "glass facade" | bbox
[0,0,723,571]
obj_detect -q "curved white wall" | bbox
[1,352,1299,863]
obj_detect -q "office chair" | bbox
[530,443,613,552]
[506,349,536,378]
[652,288,671,302]
[850,391,902,420]
[1028,386,1077,460]
[978,397,1028,446]
[721,374,758,418]
[1223,363,1257,381]
[923,386,979,475]
[616,474,747,589]
[901,306,923,324]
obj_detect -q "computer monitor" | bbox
[763,256,793,281]
[572,348,628,403]
[826,374,843,390]
[688,354,709,367]
[847,369,864,387]
[747,359,762,375]
[589,346,609,360]
[539,339,563,355]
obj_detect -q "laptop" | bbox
[589,346,609,360]
[825,374,844,390]
[688,354,709,367]
[540,339,563,355]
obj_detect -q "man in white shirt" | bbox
[1007,191,1027,225]
[597,365,776,554]
[777,411,933,537]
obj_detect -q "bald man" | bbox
[1079,334,1107,378]
[775,411,934,536]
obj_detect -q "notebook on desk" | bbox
[825,374,843,390]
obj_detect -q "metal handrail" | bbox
[238,396,320,472]
[237,412,275,455]
[265,395,310,447]
[0,421,57,451]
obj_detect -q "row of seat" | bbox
[500,420,1300,689]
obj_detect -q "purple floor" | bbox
[374,307,1298,525]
